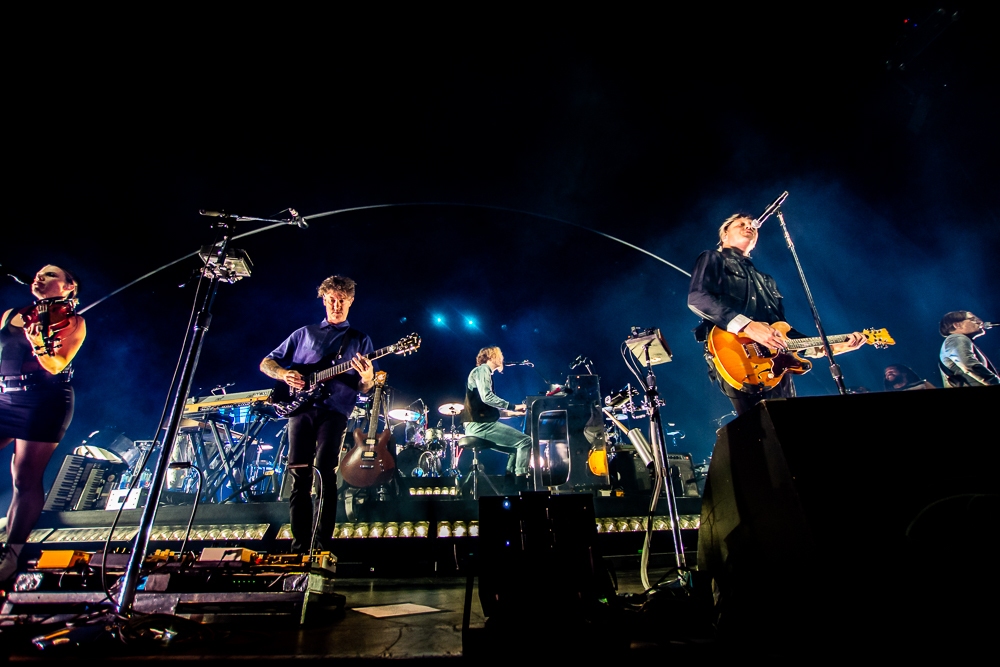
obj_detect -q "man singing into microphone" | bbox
[687,213,866,415]
[938,311,998,387]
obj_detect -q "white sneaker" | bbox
[0,544,21,582]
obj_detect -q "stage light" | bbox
[433,315,446,326]
[652,517,671,531]
[399,316,407,323]
[465,318,476,328]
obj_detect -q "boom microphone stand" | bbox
[757,193,847,395]
[116,209,298,616]
[625,329,688,589]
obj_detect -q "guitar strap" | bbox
[331,327,362,368]
[938,360,961,388]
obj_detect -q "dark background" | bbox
[3,5,997,512]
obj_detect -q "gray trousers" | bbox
[463,421,531,475]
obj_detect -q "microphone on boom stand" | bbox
[751,191,789,229]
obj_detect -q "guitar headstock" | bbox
[864,328,895,349]
[374,370,388,387]
[392,333,422,356]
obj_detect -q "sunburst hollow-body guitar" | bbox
[708,322,894,392]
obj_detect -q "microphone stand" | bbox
[116,212,254,617]
[774,208,848,395]
[638,341,689,588]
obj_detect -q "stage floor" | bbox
[2,561,716,664]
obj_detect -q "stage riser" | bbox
[10,496,701,577]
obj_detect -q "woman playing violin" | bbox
[0,265,86,583]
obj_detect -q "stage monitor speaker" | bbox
[476,492,614,622]
[698,386,999,656]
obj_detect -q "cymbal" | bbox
[438,403,464,416]
[388,409,421,422]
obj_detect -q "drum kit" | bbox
[388,402,465,478]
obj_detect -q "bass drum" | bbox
[396,445,424,477]
[396,445,442,477]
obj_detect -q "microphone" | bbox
[289,208,308,229]
[199,210,231,218]
[569,356,592,370]
[751,191,789,229]
[504,360,534,367]
[436,420,443,429]
[983,322,997,329]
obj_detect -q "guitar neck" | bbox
[367,384,385,442]
[312,345,394,384]
[785,333,853,350]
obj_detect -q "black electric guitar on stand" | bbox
[268,333,421,418]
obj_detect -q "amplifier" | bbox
[668,452,700,498]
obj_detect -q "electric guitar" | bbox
[340,370,396,488]
[268,333,421,418]
[708,322,894,392]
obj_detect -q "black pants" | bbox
[286,406,348,552]
[721,374,796,416]
[703,345,796,417]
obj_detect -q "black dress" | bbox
[0,308,74,442]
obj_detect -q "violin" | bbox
[19,298,78,356]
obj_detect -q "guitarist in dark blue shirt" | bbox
[260,275,375,553]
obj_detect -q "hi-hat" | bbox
[388,409,421,422]
[438,403,464,416]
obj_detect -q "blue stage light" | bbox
[433,315,446,326]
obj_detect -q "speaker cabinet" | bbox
[698,386,999,656]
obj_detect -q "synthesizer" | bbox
[43,454,126,512]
